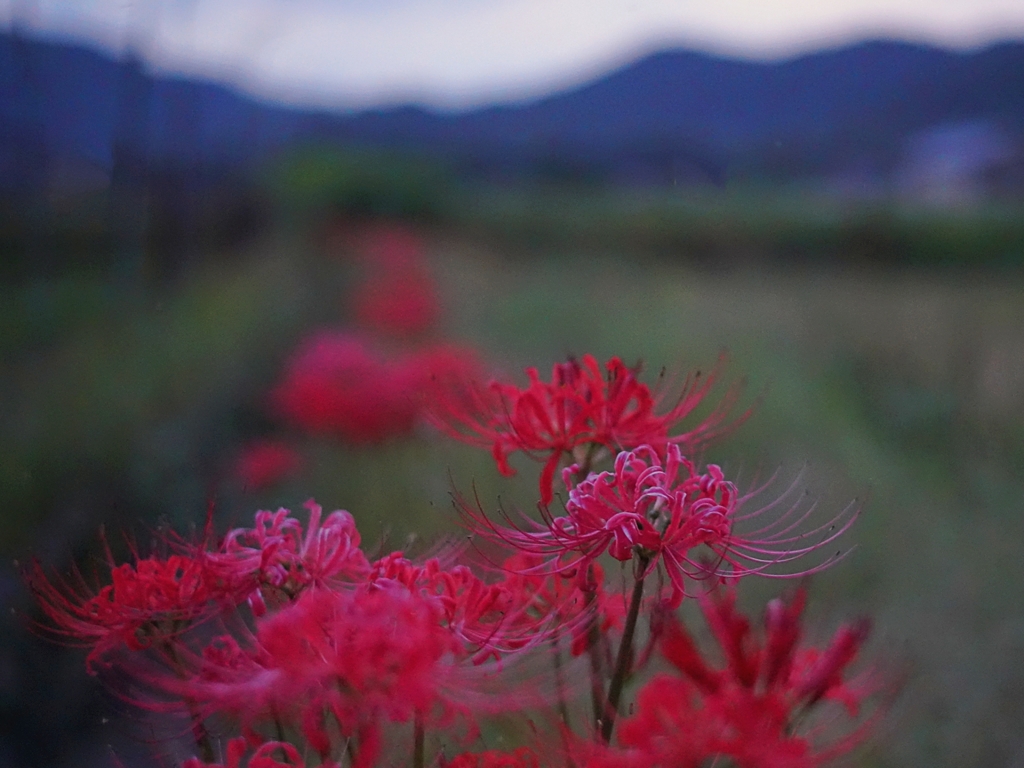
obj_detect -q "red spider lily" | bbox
[206,500,369,614]
[370,551,569,663]
[444,747,540,768]
[233,440,302,491]
[183,736,340,768]
[429,354,743,506]
[272,331,422,443]
[499,553,593,621]
[157,580,540,768]
[159,585,463,768]
[498,553,606,658]
[26,549,225,671]
[590,587,879,768]
[352,260,440,339]
[403,343,486,406]
[458,445,855,606]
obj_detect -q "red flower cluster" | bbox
[371,552,544,663]
[230,223,477,490]
[28,502,585,766]
[272,332,420,442]
[27,351,891,768]
[173,586,461,768]
[499,552,604,657]
[233,441,302,491]
[27,550,224,670]
[27,502,369,667]
[459,443,854,607]
[590,588,879,768]
[431,354,744,505]
[272,332,481,444]
[350,223,441,340]
[210,499,370,614]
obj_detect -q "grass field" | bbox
[3,203,1024,765]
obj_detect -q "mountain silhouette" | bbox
[2,31,1023,190]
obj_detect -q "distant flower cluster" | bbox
[349,224,442,339]
[272,333,478,445]
[27,345,892,767]
[232,223,482,491]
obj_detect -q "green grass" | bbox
[0,243,340,547]
[449,184,1024,268]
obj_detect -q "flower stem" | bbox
[600,557,648,743]
[552,635,572,733]
[413,716,425,768]
[190,715,216,764]
[346,737,358,768]
[583,568,606,733]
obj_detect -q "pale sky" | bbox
[4,0,1024,109]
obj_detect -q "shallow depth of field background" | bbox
[3,13,1024,768]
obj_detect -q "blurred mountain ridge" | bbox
[2,31,1024,192]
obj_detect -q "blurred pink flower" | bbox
[588,587,880,768]
[233,440,301,491]
[272,331,420,443]
[350,222,440,338]
[353,266,440,339]
[402,343,485,393]
[274,332,486,445]
[168,585,463,768]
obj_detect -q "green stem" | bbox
[600,558,648,743]
[583,571,606,734]
[272,712,286,744]
[552,635,572,733]
[569,452,607,735]
[413,715,425,768]
[189,714,216,764]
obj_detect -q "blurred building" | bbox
[898,120,1021,206]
